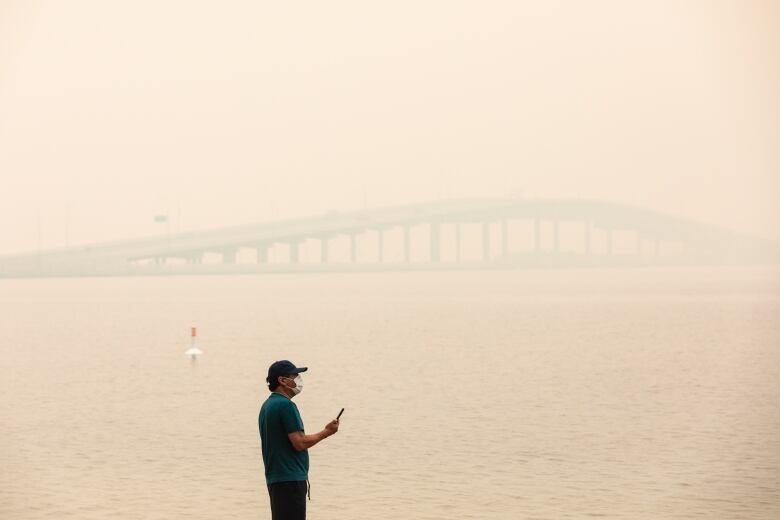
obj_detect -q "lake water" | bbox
[1,267,778,519]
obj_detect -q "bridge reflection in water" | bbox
[1,198,778,278]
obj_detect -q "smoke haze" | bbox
[1,0,778,254]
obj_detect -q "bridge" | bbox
[1,197,777,278]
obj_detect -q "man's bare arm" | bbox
[288,420,339,452]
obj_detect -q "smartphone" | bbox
[337,408,345,420]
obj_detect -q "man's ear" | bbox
[277,375,286,386]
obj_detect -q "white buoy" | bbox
[185,326,203,358]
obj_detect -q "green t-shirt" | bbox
[258,392,309,485]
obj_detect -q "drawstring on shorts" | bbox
[306,479,311,500]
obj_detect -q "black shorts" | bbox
[267,480,307,520]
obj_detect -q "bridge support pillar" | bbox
[321,237,329,263]
[256,245,268,264]
[501,219,508,258]
[455,222,461,262]
[290,242,300,264]
[534,218,540,253]
[430,222,440,262]
[350,234,357,263]
[584,220,591,255]
[482,221,490,261]
[377,230,384,263]
[223,249,237,264]
[404,225,411,263]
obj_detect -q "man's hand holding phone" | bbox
[324,408,343,437]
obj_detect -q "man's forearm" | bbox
[299,429,332,450]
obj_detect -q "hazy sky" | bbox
[1,0,778,254]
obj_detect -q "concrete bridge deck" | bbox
[1,197,777,278]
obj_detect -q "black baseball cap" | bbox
[267,360,308,386]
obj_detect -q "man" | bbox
[259,360,339,520]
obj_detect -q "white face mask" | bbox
[285,375,303,395]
